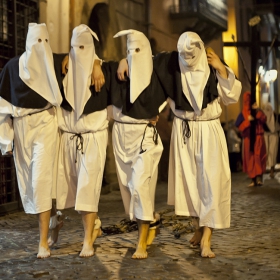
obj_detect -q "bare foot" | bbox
[146,213,160,246]
[132,219,149,259]
[92,228,102,243]
[92,218,102,244]
[146,227,160,246]
[190,228,203,247]
[247,181,255,187]
[200,242,215,258]
[200,227,215,258]
[80,242,94,257]
[37,245,50,259]
[48,212,65,247]
[48,221,64,247]
[132,246,148,259]
[257,181,263,186]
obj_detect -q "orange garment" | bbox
[237,92,267,178]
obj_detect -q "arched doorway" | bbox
[88,2,122,61]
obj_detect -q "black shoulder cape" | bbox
[0,56,48,108]
[105,61,167,119]
[153,51,219,111]
[0,53,68,109]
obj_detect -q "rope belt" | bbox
[114,120,158,154]
[27,106,53,116]
[114,120,148,125]
[63,131,91,163]
[140,123,158,154]
[14,106,53,118]
[175,115,219,144]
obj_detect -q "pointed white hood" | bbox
[113,29,153,103]
[178,32,210,114]
[63,24,99,120]
[19,23,62,106]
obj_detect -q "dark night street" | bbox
[0,171,280,280]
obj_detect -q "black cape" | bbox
[0,53,66,109]
[153,51,219,111]
[105,61,167,120]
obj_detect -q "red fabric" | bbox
[242,134,267,178]
[237,92,267,178]
[242,91,251,120]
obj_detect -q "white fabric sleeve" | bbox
[0,113,14,154]
[216,66,242,105]
[94,53,103,65]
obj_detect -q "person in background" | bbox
[227,120,242,172]
[236,91,267,187]
[262,102,279,178]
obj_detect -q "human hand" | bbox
[117,58,129,81]
[91,60,105,92]
[149,115,159,126]
[248,115,254,121]
[206,48,227,78]
[62,55,69,75]
[2,151,13,156]
[251,103,258,109]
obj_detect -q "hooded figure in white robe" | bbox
[56,24,108,212]
[110,29,166,259]
[55,24,108,257]
[111,29,163,219]
[0,23,63,258]
[153,32,242,258]
[0,22,62,214]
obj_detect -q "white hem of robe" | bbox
[112,119,163,222]
[13,107,58,214]
[55,108,108,212]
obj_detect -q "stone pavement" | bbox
[0,172,280,280]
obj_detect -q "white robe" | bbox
[264,133,279,167]
[55,107,108,212]
[263,104,279,168]
[110,106,163,221]
[0,97,59,214]
[167,67,242,229]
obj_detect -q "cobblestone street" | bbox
[0,172,279,280]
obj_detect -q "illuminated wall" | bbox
[221,0,240,123]
[39,0,70,53]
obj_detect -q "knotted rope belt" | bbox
[114,120,158,154]
[175,116,219,144]
[63,131,91,163]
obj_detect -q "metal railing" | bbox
[0,0,39,214]
[169,0,198,14]
[0,0,38,71]
[169,0,227,29]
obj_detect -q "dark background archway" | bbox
[88,2,122,61]
[88,3,109,58]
